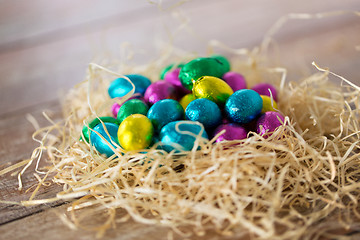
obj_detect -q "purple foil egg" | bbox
[251,83,278,101]
[213,123,248,143]
[144,81,177,105]
[256,111,285,137]
[111,94,145,117]
[223,72,247,91]
[164,68,191,96]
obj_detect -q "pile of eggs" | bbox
[81,55,285,157]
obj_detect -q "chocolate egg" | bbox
[108,74,152,98]
[159,120,208,153]
[81,116,119,143]
[212,123,248,142]
[225,89,263,124]
[211,55,231,73]
[160,63,184,80]
[117,99,149,123]
[222,72,247,91]
[164,68,191,95]
[179,93,196,110]
[118,114,154,151]
[179,57,229,90]
[90,122,120,157]
[111,94,145,117]
[147,99,184,131]
[144,81,177,105]
[251,83,278,101]
[260,95,278,113]
[256,112,285,137]
[185,98,222,129]
[193,76,233,106]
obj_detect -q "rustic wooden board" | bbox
[0,0,359,239]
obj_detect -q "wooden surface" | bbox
[0,1,359,239]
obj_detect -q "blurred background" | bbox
[0,0,359,115]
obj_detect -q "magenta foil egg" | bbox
[256,111,285,137]
[144,81,177,105]
[164,68,191,96]
[222,72,247,91]
[213,123,248,143]
[251,83,278,101]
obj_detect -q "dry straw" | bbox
[2,9,360,240]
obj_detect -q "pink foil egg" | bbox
[251,83,278,101]
[144,81,177,105]
[164,68,191,96]
[222,72,247,91]
[213,123,248,142]
[256,111,285,137]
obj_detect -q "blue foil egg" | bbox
[225,89,263,124]
[147,99,184,131]
[159,120,208,153]
[108,74,152,98]
[185,98,222,129]
[90,122,120,157]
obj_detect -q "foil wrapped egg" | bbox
[160,63,184,80]
[118,114,154,151]
[159,120,208,153]
[164,68,191,95]
[225,89,263,124]
[185,98,222,129]
[144,81,177,105]
[90,122,120,157]
[260,95,278,113]
[179,93,196,110]
[222,71,247,91]
[251,83,278,101]
[212,123,248,142]
[117,99,149,123]
[108,74,152,98]
[192,76,234,106]
[256,111,285,137]
[179,57,229,90]
[81,116,119,143]
[211,55,231,73]
[111,94,144,117]
[147,99,184,131]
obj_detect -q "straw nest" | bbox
[3,10,360,240]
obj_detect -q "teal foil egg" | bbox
[108,74,152,98]
[147,99,184,131]
[117,99,149,123]
[81,116,118,143]
[159,120,208,153]
[90,122,120,157]
[185,98,222,129]
[225,89,263,124]
[179,57,229,90]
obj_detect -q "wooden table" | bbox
[0,1,359,239]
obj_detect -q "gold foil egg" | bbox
[193,76,234,106]
[118,114,154,151]
[261,95,278,113]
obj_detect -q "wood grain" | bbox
[0,0,359,239]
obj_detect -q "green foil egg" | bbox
[179,57,229,90]
[211,55,231,73]
[117,114,154,151]
[192,76,234,106]
[117,99,149,123]
[81,116,119,143]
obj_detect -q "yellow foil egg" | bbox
[261,95,278,113]
[193,76,233,106]
[179,93,196,110]
[118,114,154,151]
